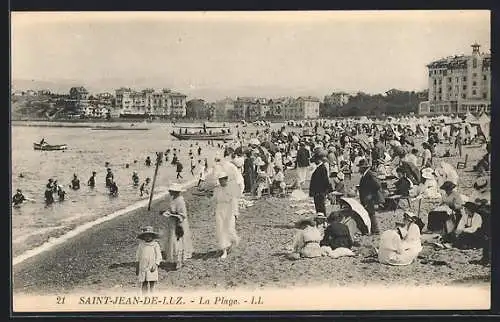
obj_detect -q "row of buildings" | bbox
[418,43,491,116]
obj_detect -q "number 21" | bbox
[56,296,65,304]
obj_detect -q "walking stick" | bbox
[148,152,163,211]
[417,198,422,218]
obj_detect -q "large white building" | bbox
[283,96,320,120]
[115,88,187,117]
[419,43,491,115]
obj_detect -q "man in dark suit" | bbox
[358,159,381,234]
[309,149,333,214]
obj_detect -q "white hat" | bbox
[336,172,345,180]
[217,171,229,179]
[168,183,185,192]
[421,168,434,180]
[231,157,244,168]
[214,151,224,161]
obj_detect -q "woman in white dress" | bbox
[213,172,241,259]
[160,183,193,269]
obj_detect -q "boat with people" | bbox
[33,142,67,151]
[170,123,233,141]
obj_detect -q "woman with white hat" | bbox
[160,183,193,269]
[417,168,441,200]
[213,171,241,259]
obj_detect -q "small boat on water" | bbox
[33,142,67,151]
[170,123,233,141]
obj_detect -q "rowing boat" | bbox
[33,143,67,151]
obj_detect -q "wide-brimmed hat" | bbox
[231,157,244,168]
[463,201,478,213]
[440,181,456,191]
[357,159,370,168]
[295,217,316,228]
[473,177,488,191]
[421,168,434,180]
[217,171,229,179]
[168,183,185,192]
[137,226,160,240]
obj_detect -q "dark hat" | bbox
[16,188,22,192]
[439,181,456,191]
[463,202,478,213]
[357,159,370,168]
[92,171,96,174]
[295,217,316,228]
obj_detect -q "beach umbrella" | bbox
[400,161,421,185]
[354,134,372,152]
[339,197,371,235]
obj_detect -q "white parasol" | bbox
[339,197,371,234]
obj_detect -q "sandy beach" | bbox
[13,145,490,296]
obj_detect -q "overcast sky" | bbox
[11,11,490,100]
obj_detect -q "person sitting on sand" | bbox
[378,223,417,266]
[417,168,441,200]
[450,202,483,250]
[434,161,459,188]
[140,178,151,197]
[136,226,163,295]
[132,171,140,187]
[87,171,96,188]
[70,174,80,190]
[320,211,353,251]
[288,217,323,260]
[400,212,423,259]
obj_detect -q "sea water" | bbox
[11,122,226,257]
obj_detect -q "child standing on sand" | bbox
[136,226,163,294]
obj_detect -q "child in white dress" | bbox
[136,226,163,294]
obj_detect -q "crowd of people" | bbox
[13,117,491,294]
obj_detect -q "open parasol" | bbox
[339,197,371,234]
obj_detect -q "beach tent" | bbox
[339,197,371,235]
[471,113,490,140]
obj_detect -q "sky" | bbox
[11,11,490,101]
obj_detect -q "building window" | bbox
[462,94,466,99]
[473,59,477,68]
[448,86,452,91]
[472,90,477,95]
[463,85,467,90]
[473,73,477,78]
[456,77,459,82]
[483,93,487,99]
[463,76,467,81]
[448,77,452,82]
[473,81,477,86]
[483,75,487,80]
[433,79,437,85]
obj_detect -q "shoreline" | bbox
[12,178,197,267]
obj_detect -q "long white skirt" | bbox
[296,166,308,185]
[215,202,240,250]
